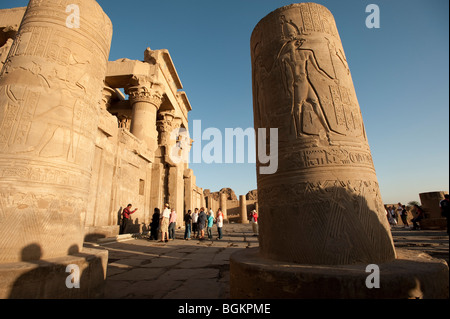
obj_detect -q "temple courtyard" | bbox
[86,224,449,299]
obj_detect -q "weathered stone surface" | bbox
[209,187,238,201]
[230,247,449,299]
[251,2,396,265]
[245,189,258,201]
[418,191,448,230]
[0,0,112,263]
[0,247,108,299]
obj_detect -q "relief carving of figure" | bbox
[277,16,338,140]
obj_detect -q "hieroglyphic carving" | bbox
[282,147,374,170]
[251,2,366,142]
[277,16,337,139]
[258,178,382,207]
[251,3,395,265]
[0,161,90,191]
[0,0,112,263]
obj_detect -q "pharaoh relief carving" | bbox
[252,3,367,143]
[277,15,338,140]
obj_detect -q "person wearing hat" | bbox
[250,209,258,236]
[160,203,171,242]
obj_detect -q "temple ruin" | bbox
[0,1,447,299]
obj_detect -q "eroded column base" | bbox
[0,247,108,299]
[230,248,449,299]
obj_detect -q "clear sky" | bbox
[2,0,449,205]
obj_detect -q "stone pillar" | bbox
[251,2,395,265]
[230,3,448,299]
[157,111,184,164]
[220,193,228,220]
[419,191,448,230]
[101,86,116,110]
[0,0,112,297]
[420,191,447,219]
[239,195,249,224]
[126,81,163,153]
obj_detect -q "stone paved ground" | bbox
[100,223,258,299]
[96,223,448,299]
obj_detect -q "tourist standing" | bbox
[216,208,224,240]
[197,207,207,239]
[440,194,450,235]
[411,204,424,230]
[160,203,170,242]
[385,205,396,229]
[149,208,160,240]
[250,209,258,236]
[192,208,199,238]
[400,205,409,228]
[168,208,177,240]
[184,210,192,240]
[396,203,403,224]
[390,206,398,224]
[120,204,138,234]
[207,210,215,239]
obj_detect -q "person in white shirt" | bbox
[216,208,224,240]
[160,203,171,242]
[192,208,199,238]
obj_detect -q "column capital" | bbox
[157,111,182,133]
[101,86,116,109]
[126,85,164,107]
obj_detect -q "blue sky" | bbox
[3,0,449,204]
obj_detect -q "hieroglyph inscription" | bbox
[283,147,374,170]
[258,179,383,207]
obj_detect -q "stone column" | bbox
[420,191,447,219]
[101,86,116,110]
[419,191,448,230]
[0,0,112,298]
[239,195,249,224]
[157,110,184,164]
[250,3,395,265]
[126,81,163,153]
[230,3,448,299]
[220,193,228,220]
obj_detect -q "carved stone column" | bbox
[230,3,448,299]
[126,83,163,153]
[157,110,184,165]
[101,86,116,110]
[251,2,395,265]
[0,0,112,298]
[157,110,184,224]
[220,193,228,221]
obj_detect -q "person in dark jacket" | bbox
[149,208,160,240]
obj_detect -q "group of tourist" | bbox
[183,207,224,240]
[384,196,450,233]
[148,203,180,242]
[385,203,409,229]
[385,202,425,230]
[145,204,225,242]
